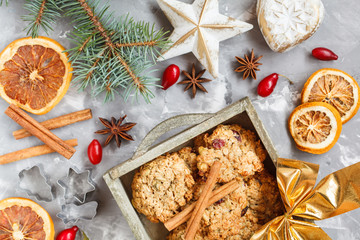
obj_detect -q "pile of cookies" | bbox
[131,124,284,239]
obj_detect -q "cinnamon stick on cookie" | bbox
[165,179,239,231]
[185,161,222,240]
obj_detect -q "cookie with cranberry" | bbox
[197,125,266,183]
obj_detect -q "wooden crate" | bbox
[103,97,278,240]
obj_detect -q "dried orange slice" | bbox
[301,68,360,123]
[0,37,72,115]
[288,102,342,154]
[0,197,55,240]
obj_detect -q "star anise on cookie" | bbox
[178,64,212,98]
[95,116,136,148]
[235,49,263,80]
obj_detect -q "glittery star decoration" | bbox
[157,0,253,78]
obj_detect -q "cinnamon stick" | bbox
[13,109,92,140]
[5,104,76,159]
[0,139,78,165]
[185,161,222,240]
[165,179,239,231]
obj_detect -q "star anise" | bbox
[235,49,263,80]
[95,116,136,148]
[178,64,212,98]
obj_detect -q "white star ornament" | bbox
[157,0,253,78]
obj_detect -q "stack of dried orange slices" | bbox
[288,68,360,154]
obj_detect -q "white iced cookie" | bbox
[257,0,324,52]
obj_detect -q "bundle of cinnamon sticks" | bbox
[0,105,92,165]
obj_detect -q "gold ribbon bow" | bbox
[251,158,360,240]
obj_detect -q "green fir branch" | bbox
[22,0,62,38]
[60,0,169,103]
[112,16,168,61]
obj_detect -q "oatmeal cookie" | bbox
[245,170,284,224]
[201,180,249,239]
[168,179,261,240]
[197,125,266,182]
[131,152,195,223]
[167,171,283,240]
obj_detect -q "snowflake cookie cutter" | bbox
[18,165,55,202]
[57,167,96,204]
[57,201,98,224]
